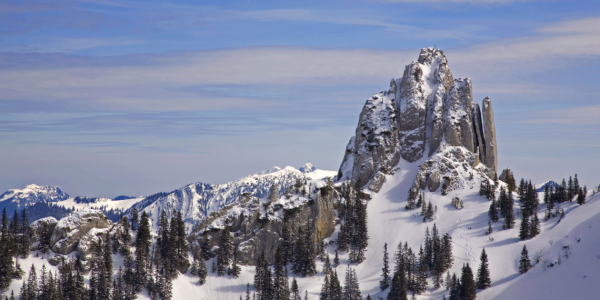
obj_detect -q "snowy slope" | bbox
[55,196,145,212]
[127,164,336,232]
[162,161,599,300]
[3,165,598,300]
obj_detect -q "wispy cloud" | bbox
[384,0,527,4]
[520,105,600,126]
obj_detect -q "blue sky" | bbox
[1,0,599,197]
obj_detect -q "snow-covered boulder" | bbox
[30,217,59,245]
[50,209,111,255]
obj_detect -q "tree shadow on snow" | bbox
[213,282,249,293]
[485,237,520,248]
[491,272,520,286]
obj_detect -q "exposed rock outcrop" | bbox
[408,146,492,200]
[189,179,338,265]
[337,47,499,192]
[348,88,400,192]
[482,97,498,176]
[49,209,111,255]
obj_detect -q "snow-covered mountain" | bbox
[126,164,336,232]
[2,48,599,300]
[0,184,69,212]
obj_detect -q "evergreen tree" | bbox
[333,251,340,268]
[530,213,540,238]
[281,221,294,264]
[445,271,452,291]
[322,255,332,275]
[487,220,493,235]
[320,272,331,300]
[519,211,530,240]
[387,270,407,300]
[414,246,427,295]
[459,264,476,300]
[230,247,242,278]
[448,274,460,300]
[291,278,301,300]
[503,190,515,229]
[488,198,498,222]
[197,250,208,285]
[175,211,189,272]
[380,243,391,291]
[217,221,233,276]
[19,210,31,259]
[519,246,531,274]
[330,270,342,300]
[476,249,491,290]
[342,266,361,300]
[246,283,252,300]
[26,265,37,300]
[273,247,290,300]
[0,209,15,294]
[135,211,151,290]
[131,207,139,231]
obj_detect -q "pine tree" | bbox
[19,210,31,259]
[282,221,294,264]
[487,220,493,235]
[197,250,208,285]
[519,246,531,274]
[488,197,498,222]
[380,243,391,291]
[449,274,460,300]
[291,278,300,300]
[323,255,332,275]
[415,246,427,295]
[333,251,340,268]
[217,221,232,276]
[230,247,242,278]
[273,247,290,300]
[135,211,151,290]
[476,249,491,290]
[342,266,361,300]
[459,264,476,300]
[529,212,540,238]
[131,207,139,231]
[26,265,37,300]
[320,272,331,300]
[519,211,530,240]
[445,271,452,290]
[246,283,252,300]
[388,270,407,300]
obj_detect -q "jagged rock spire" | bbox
[337,48,499,192]
[482,97,497,175]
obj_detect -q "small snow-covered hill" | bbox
[126,164,336,232]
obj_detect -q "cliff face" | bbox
[188,177,338,265]
[338,48,498,193]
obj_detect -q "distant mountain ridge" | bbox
[0,184,69,212]
[124,163,334,232]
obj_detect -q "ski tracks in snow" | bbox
[454,213,476,263]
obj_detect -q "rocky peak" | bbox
[337,48,499,193]
[299,162,317,173]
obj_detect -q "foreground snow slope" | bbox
[164,158,599,300]
[4,162,598,300]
